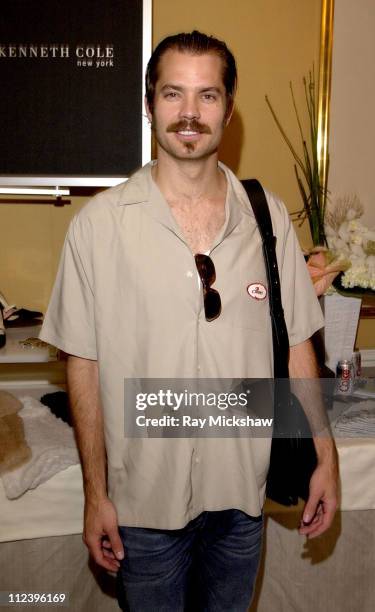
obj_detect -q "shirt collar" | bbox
[116,162,154,206]
[116,160,255,246]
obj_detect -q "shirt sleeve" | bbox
[275,198,325,346]
[39,214,97,359]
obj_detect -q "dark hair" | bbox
[145,30,237,115]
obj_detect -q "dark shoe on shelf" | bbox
[2,307,43,327]
[0,291,43,328]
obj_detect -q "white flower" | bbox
[348,219,360,231]
[338,222,351,242]
[329,236,347,252]
[341,262,375,290]
[346,208,358,221]
[326,201,375,291]
[350,234,363,246]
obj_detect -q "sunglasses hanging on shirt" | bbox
[194,254,221,322]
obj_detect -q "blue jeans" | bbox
[116,509,263,612]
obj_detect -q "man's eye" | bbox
[202,94,216,101]
[165,92,178,99]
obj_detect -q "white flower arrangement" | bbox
[325,195,375,291]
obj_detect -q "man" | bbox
[40,31,338,612]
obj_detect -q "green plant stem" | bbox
[266,67,328,247]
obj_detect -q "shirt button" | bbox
[186,270,194,278]
[195,457,200,464]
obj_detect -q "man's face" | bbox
[146,50,232,161]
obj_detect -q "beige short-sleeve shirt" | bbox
[39,161,324,528]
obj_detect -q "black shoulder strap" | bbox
[241,179,290,378]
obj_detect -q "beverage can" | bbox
[335,359,354,395]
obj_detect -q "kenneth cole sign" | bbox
[0,0,144,177]
[0,44,115,68]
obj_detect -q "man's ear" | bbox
[144,95,153,125]
[224,101,235,127]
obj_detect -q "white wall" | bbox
[328,0,375,227]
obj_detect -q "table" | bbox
[250,432,375,612]
[1,386,375,611]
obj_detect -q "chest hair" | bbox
[168,198,226,254]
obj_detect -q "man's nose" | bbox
[179,94,200,120]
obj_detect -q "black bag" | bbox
[241,179,317,506]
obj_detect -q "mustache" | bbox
[166,120,212,134]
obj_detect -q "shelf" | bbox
[0,325,57,364]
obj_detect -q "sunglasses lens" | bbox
[195,254,216,285]
[204,289,221,321]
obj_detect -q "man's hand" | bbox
[83,496,124,572]
[289,340,339,539]
[299,450,339,539]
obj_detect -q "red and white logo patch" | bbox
[247,283,267,301]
